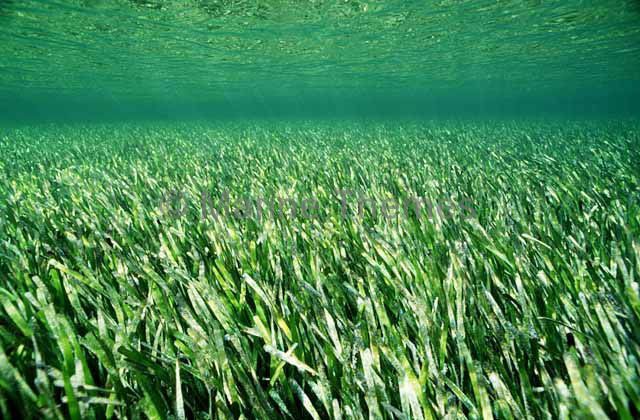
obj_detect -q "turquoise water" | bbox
[3,2,640,419]
[1,0,639,121]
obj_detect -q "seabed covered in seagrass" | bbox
[1,121,639,418]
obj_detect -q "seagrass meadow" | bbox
[2,0,640,418]
[0,121,639,418]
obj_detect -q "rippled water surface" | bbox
[1,1,639,117]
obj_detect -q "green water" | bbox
[3,2,640,419]
[2,0,640,121]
